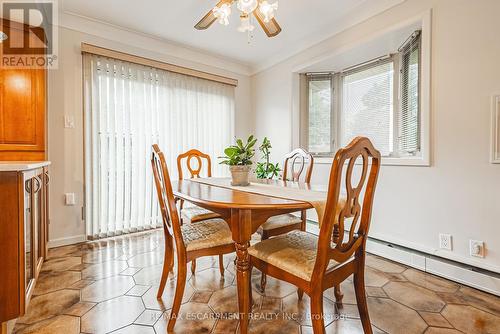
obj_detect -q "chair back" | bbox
[151,145,185,251]
[282,148,314,183]
[313,137,381,276]
[177,149,212,180]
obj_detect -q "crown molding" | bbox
[249,0,407,75]
[57,0,406,77]
[59,10,253,77]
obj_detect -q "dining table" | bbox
[172,177,329,334]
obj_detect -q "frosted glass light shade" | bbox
[213,3,232,26]
[238,15,255,32]
[259,1,278,22]
[237,0,258,14]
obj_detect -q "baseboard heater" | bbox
[365,236,500,296]
[305,220,499,296]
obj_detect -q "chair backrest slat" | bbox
[282,148,314,183]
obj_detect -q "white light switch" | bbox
[64,115,75,128]
[65,193,76,206]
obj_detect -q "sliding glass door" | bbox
[83,54,235,239]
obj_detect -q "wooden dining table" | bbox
[173,178,325,334]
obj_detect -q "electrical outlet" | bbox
[470,240,485,258]
[439,234,452,250]
[65,193,76,206]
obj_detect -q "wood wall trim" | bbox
[81,43,239,87]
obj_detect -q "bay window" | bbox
[303,31,423,162]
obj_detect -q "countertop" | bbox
[0,161,51,172]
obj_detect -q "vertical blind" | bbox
[341,61,394,156]
[84,54,235,239]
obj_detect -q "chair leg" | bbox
[249,265,254,314]
[354,263,373,334]
[157,236,173,299]
[167,262,187,332]
[334,284,344,304]
[191,259,196,274]
[259,232,269,293]
[310,291,326,334]
[260,273,267,293]
[218,254,225,276]
[300,210,307,231]
[297,288,304,301]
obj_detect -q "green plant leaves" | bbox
[219,136,257,166]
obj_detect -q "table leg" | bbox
[232,209,252,334]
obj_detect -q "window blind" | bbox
[399,31,421,155]
[307,75,333,154]
[340,61,394,156]
[83,54,235,239]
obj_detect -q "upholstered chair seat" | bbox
[177,149,223,274]
[182,218,233,251]
[260,213,302,231]
[249,230,339,281]
[257,148,315,292]
[181,205,219,223]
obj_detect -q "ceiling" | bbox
[60,0,405,72]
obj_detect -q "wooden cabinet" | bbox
[0,162,50,324]
[0,18,46,161]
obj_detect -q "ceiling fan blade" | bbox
[195,0,233,30]
[253,8,282,37]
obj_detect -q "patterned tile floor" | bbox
[13,229,500,334]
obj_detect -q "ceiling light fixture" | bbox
[195,0,282,38]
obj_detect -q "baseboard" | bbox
[305,222,500,296]
[48,234,87,248]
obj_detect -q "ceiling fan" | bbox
[195,0,281,38]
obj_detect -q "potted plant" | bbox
[219,135,257,186]
[255,137,281,179]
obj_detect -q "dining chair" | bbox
[177,149,223,275]
[258,148,314,292]
[151,145,235,331]
[249,137,381,334]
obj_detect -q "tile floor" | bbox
[13,229,500,334]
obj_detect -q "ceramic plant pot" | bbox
[229,165,251,186]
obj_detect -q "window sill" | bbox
[313,156,430,167]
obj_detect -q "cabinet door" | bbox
[24,177,33,290]
[0,69,45,155]
[42,168,50,258]
[33,174,43,275]
[0,19,46,160]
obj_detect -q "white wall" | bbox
[251,0,500,272]
[48,22,253,247]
